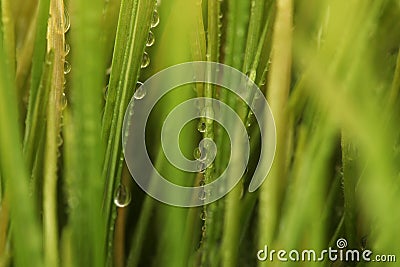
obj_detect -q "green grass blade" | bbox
[200,0,220,265]
[24,0,51,152]
[0,9,43,267]
[242,0,265,74]
[66,0,108,265]
[100,2,157,262]
[101,0,156,217]
[258,1,292,266]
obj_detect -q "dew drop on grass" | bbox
[106,66,112,76]
[151,10,160,28]
[141,52,150,68]
[134,82,146,99]
[64,61,71,75]
[194,148,202,160]
[246,112,254,127]
[57,135,64,146]
[64,8,70,33]
[197,121,206,133]
[114,184,132,208]
[61,92,68,109]
[104,85,109,100]
[200,210,207,220]
[146,31,155,47]
[64,42,70,56]
[194,144,207,161]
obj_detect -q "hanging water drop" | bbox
[64,61,71,75]
[194,147,202,160]
[106,66,112,76]
[151,10,160,28]
[146,31,155,47]
[197,121,206,133]
[114,184,132,208]
[64,42,70,56]
[104,85,109,100]
[61,92,68,109]
[141,52,150,68]
[246,112,254,127]
[64,8,71,33]
[57,134,64,146]
[239,185,244,199]
[134,82,146,99]
[194,144,207,161]
[200,210,207,220]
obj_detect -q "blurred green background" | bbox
[0,0,400,266]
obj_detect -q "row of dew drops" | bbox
[60,4,159,208]
[104,9,160,102]
[58,4,71,158]
[113,7,160,208]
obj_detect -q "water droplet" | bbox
[246,112,254,127]
[259,76,267,86]
[104,85,109,100]
[200,210,207,220]
[106,66,112,76]
[194,148,201,160]
[64,61,71,75]
[194,144,208,161]
[199,180,205,186]
[134,82,146,99]
[57,135,64,146]
[61,92,68,109]
[146,31,155,47]
[141,52,150,68]
[64,42,70,56]
[151,10,160,28]
[114,184,132,208]
[197,121,206,133]
[64,9,70,33]
[60,115,64,127]
[246,69,256,81]
[201,225,206,232]
[239,185,244,199]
